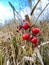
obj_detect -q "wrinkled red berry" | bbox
[16,25,22,32]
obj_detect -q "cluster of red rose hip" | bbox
[16,21,40,47]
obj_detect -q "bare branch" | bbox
[31,0,40,15]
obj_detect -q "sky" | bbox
[0,0,30,24]
[0,0,49,24]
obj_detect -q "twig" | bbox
[36,3,49,22]
[38,41,49,48]
[31,0,40,15]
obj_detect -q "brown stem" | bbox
[31,0,40,15]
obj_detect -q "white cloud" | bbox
[0,4,13,24]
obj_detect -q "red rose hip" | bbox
[30,37,37,44]
[22,22,29,30]
[22,33,30,40]
[31,28,40,34]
